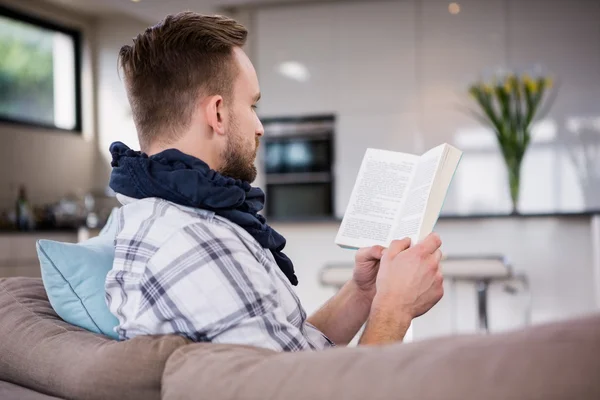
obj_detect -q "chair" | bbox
[441,255,531,333]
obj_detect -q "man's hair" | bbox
[119,12,247,150]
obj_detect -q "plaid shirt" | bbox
[105,195,333,351]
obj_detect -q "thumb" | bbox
[384,237,411,259]
[356,245,385,262]
[368,245,385,260]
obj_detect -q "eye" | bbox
[251,104,258,110]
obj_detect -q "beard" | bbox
[219,115,259,183]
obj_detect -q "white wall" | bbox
[0,0,97,209]
[250,0,600,339]
[253,0,600,217]
[94,15,147,187]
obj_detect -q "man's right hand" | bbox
[375,233,444,318]
[359,233,444,345]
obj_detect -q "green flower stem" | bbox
[505,155,522,214]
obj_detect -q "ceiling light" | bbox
[131,0,141,3]
[449,2,460,14]
[276,61,310,82]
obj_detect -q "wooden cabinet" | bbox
[0,232,78,278]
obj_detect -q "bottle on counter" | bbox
[15,185,32,231]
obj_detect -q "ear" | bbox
[204,95,226,136]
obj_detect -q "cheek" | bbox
[246,109,258,130]
[241,111,257,139]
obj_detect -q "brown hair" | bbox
[119,12,247,150]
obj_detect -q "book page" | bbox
[336,148,419,248]
[390,145,445,245]
[419,145,462,239]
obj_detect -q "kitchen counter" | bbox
[0,229,83,278]
[0,227,79,234]
[271,213,600,340]
[267,210,600,224]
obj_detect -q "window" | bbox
[0,5,81,131]
[445,118,600,215]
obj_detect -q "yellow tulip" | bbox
[526,80,538,94]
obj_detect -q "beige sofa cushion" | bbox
[0,381,63,400]
[0,277,191,400]
[163,313,600,400]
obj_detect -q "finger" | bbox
[356,245,384,262]
[429,249,443,265]
[384,237,411,259]
[417,233,442,254]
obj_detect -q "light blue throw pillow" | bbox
[37,209,119,339]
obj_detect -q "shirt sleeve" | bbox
[135,220,316,352]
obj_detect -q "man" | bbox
[105,12,444,351]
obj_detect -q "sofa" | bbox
[1,276,600,400]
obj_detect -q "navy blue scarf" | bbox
[109,142,298,286]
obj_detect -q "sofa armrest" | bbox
[0,277,191,400]
[162,313,600,400]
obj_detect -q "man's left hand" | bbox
[352,245,385,304]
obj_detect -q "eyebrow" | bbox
[253,92,261,103]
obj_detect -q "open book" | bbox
[335,143,462,249]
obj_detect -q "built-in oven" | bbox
[261,115,335,220]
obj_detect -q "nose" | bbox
[256,117,264,137]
